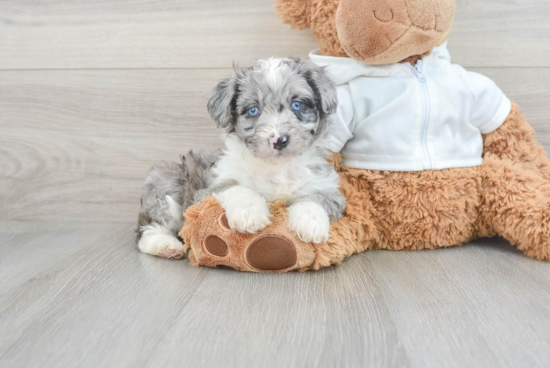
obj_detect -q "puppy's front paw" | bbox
[226,203,272,234]
[215,186,272,234]
[287,202,330,244]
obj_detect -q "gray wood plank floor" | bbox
[1,221,549,368]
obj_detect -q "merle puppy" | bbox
[136,57,346,258]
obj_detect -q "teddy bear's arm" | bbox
[451,64,512,135]
[482,101,550,180]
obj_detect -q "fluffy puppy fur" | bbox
[136,57,346,258]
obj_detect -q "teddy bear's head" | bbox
[275,0,456,65]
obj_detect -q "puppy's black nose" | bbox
[274,135,290,150]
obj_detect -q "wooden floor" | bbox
[0,222,549,368]
[1,0,550,367]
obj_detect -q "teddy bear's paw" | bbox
[202,229,298,271]
[184,198,318,272]
[287,202,330,244]
[138,229,186,259]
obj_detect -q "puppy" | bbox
[136,57,346,258]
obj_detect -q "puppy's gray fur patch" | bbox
[135,151,220,241]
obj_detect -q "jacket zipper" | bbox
[408,59,432,170]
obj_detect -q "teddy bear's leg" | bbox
[481,155,550,260]
[480,102,550,260]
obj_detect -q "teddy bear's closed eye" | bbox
[373,9,394,23]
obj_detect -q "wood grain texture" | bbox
[367,241,550,368]
[0,0,549,70]
[0,222,549,368]
[0,221,128,293]
[0,69,226,222]
[449,0,550,68]
[1,68,550,222]
[0,0,318,70]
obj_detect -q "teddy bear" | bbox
[179,0,550,272]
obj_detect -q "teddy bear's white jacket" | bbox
[309,42,511,171]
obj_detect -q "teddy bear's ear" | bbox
[274,0,312,30]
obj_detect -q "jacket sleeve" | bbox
[326,84,355,153]
[453,65,512,134]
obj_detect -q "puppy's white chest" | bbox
[249,168,305,202]
[213,141,324,204]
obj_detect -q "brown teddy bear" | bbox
[180,0,550,272]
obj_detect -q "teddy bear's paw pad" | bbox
[245,235,297,271]
[204,235,229,257]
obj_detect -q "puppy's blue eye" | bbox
[291,101,303,111]
[248,107,260,117]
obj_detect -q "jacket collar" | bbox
[309,42,451,85]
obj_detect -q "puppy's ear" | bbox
[207,69,242,129]
[274,0,312,30]
[301,62,338,115]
